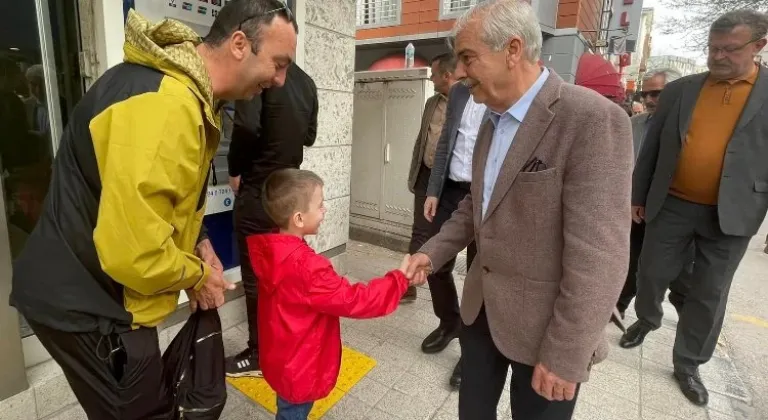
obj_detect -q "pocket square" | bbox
[522,156,547,172]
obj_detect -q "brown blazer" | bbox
[420,71,633,383]
[407,93,443,193]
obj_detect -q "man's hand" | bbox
[192,239,234,311]
[398,254,427,286]
[405,253,433,280]
[196,239,224,275]
[195,269,235,310]
[531,363,577,401]
[229,175,241,195]
[631,206,645,224]
[424,197,438,222]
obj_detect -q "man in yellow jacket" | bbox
[9,1,297,418]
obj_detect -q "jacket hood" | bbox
[123,10,215,116]
[248,234,306,294]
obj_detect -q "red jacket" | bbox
[247,234,408,403]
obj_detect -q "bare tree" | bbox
[658,0,768,52]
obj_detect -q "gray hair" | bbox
[643,67,682,84]
[26,64,44,85]
[710,9,768,40]
[451,0,543,62]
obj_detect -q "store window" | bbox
[0,0,85,337]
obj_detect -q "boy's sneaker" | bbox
[225,348,263,378]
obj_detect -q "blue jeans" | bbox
[276,397,313,420]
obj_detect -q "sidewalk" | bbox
[218,241,753,420]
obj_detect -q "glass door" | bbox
[0,0,85,338]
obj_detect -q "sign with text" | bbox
[609,0,643,53]
[204,185,235,215]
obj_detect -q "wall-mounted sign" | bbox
[609,0,643,53]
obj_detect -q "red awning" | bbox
[575,54,624,102]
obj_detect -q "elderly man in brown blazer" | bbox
[406,1,633,418]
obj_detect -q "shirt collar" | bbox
[490,68,550,126]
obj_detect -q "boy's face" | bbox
[295,185,326,235]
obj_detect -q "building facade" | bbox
[354,0,603,82]
[646,54,707,77]
[0,0,355,416]
[623,7,654,90]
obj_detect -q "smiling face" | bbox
[226,15,297,99]
[451,18,526,112]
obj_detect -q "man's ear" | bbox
[755,38,767,54]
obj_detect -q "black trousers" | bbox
[409,165,476,328]
[616,221,692,313]
[635,195,751,373]
[28,320,171,420]
[234,184,276,353]
[459,308,580,420]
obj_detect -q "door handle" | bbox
[384,143,390,164]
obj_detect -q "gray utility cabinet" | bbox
[351,68,434,230]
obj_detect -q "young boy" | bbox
[247,168,421,420]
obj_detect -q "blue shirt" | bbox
[482,68,550,218]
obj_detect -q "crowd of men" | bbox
[6,0,768,418]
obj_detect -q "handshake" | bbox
[397,252,433,286]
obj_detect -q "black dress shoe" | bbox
[421,325,459,354]
[449,360,461,389]
[674,370,709,406]
[619,320,653,349]
[400,286,417,304]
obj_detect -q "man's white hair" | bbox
[25,64,45,85]
[451,0,543,62]
[643,68,682,84]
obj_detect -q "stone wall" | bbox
[300,0,356,254]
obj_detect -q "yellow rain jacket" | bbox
[10,10,221,333]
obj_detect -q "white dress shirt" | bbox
[449,95,486,182]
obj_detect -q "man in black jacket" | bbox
[225,62,318,378]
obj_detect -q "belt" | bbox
[446,178,471,191]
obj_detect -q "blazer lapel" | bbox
[677,73,707,141]
[479,72,561,222]
[736,66,768,130]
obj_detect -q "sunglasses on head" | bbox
[237,5,294,30]
[641,90,661,99]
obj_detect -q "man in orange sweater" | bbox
[620,9,768,407]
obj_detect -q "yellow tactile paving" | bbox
[227,346,376,419]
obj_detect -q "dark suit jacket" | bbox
[420,71,633,383]
[426,82,472,198]
[407,93,443,193]
[633,66,768,237]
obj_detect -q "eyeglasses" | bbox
[237,5,294,52]
[707,37,762,55]
[640,90,661,99]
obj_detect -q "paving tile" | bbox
[348,377,390,406]
[586,365,641,403]
[699,357,751,401]
[41,404,87,420]
[431,410,458,420]
[366,360,407,387]
[384,325,427,352]
[222,325,249,357]
[641,338,674,369]
[708,410,737,420]
[706,391,737,417]
[323,394,373,420]
[410,309,441,330]
[342,328,385,354]
[33,372,77,419]
[572,400,620,420]
[578,383,640,418]
[640,407,686,420]
[643,323,678,347]
[440,391,459,416]
[393,372,451,404]
[406,355,454,388]
[641,371,709,419]
[221,385,248,419]
[592,359,641,383]
[221,400,274,420]
[399,316,440,339]
[364,407,398,419]
[374,388,444,420]
[0,388,36,420]
[367,341,418,371]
